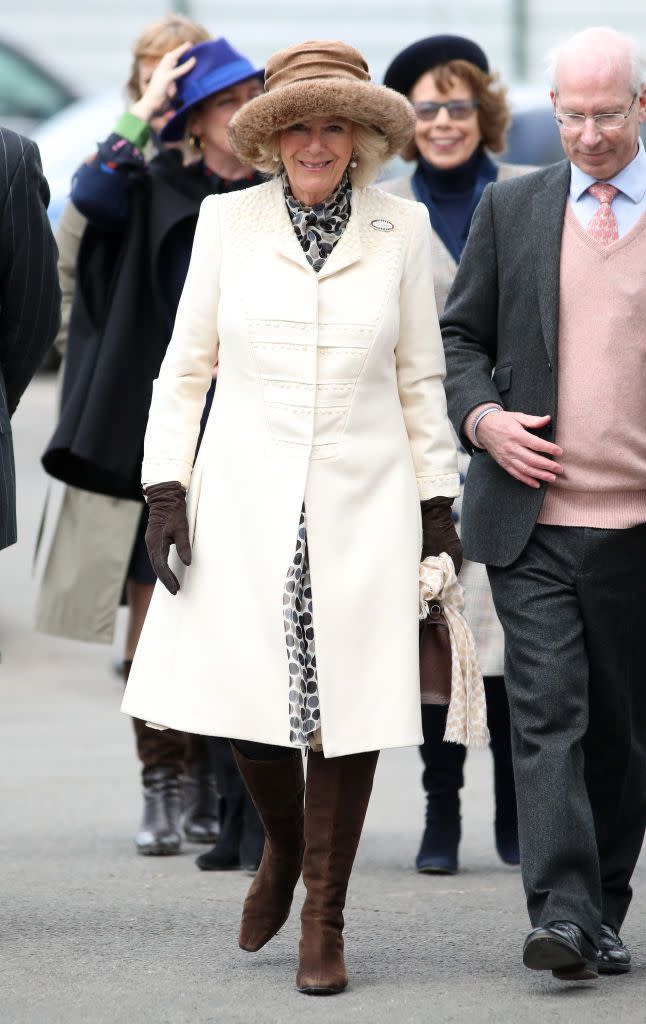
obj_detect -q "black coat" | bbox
[43,149,256,500]
[441,161,570,568]
[0,128,60,549]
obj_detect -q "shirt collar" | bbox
[570,138,646,204]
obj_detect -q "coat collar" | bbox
[531,159,571,365]
[269,176,362,279]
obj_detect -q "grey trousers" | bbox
[488,523,646,943]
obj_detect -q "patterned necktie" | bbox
[587,182,619,245]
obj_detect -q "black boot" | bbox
[416,704,466,874]
[196,738,245,870]
[136,765,182,856]
[484,677,520,866]
[239,792,265,873]
[182,761,220,844]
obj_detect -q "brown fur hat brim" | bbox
[229,78,415,166]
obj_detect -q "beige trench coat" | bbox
[381,164,530,675]
[122,179,459,756]
[34,199,142,644]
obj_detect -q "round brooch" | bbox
[371,218,394,232]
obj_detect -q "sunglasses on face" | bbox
[412,99,478,122]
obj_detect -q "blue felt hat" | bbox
[160,38,263,142]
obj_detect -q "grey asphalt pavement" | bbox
[2,378,644,1023]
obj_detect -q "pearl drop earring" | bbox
[350,153,358,168]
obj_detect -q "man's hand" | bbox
[476,411,564,489]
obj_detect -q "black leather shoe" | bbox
[136,766,182,856]
[523,921,598,981]
[598,923,631,975]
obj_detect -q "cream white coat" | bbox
[121,178,459,757]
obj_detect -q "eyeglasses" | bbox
[553,94,637,132]
[413,100,478,122]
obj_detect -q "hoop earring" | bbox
[189,134,206,154]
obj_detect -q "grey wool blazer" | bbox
[0,127,61,549]
[441,159,571,568]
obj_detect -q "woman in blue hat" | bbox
[44,37,265,871]
[382,35,526,877]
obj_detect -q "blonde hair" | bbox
[251,121,390,187]
[126,15,211,102]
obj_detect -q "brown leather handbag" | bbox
[419,601,452,705]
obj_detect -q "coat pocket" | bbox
[492,363,512,394]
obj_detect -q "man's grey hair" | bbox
[547,27,646,95]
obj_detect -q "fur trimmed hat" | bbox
[229,40,415,165]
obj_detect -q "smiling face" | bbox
[279,117,354,205]
[410,70,482,170]
[189,77,263,158]
[551,55,646,180]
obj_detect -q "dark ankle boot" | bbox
[484,677,520,865]
[195,739,244,870]
[416,704,465,874]
[232,747,305,951]
[136,766,182,855]
[183,761,219,844]
[296,749,379,996]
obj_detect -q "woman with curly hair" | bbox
[383,35,527,876]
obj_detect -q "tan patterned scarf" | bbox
[419,553,489,747]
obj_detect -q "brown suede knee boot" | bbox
[296,749,379,995]
[232,746,305,952]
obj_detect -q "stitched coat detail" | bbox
[122,179,459,757]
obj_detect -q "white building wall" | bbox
[2,0,646,94]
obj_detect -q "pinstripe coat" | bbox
[380,164,529,674]
[0,128,60,550]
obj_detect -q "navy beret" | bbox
[384,35,489,96]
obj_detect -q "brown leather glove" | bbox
[420,496,463,574]
[144,481,192,595]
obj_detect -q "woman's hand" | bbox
[144,480,192,595]
[421,497,463,574]
[131,43,196,126]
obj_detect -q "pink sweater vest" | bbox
[538,205,646,529]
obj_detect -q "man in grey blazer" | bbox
[442,27,646,981]
[0,127,60,550]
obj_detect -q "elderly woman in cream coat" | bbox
[122,40,461,996]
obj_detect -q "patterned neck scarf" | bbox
[283,172,352,272]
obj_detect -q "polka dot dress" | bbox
[282,173,351,747]
[284,510,320,745]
